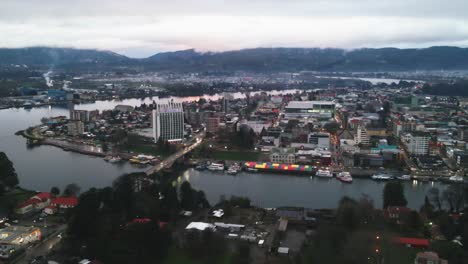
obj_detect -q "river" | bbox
[181,169,444,210]
[0,91,442,209]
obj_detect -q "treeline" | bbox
[65,172,209,264]
[0,152,19,195]
[422,80,468,96]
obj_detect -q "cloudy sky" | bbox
[1,0,468,57]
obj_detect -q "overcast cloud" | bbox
[1,0,468,57]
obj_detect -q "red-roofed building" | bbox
[393,237,429,248]
[50,196,78,209]
[15,192,53,215]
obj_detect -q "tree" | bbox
[421,195,434,217]
[63,183,81,197]
[383,181,407,208]
[428,188,443,211]
[0,152,18,190]
[50,186,60,196]
[442,185,465,212]
[180,181,195,210]
[324,121,340,134]
[101,142,109,153]
[336,196,361,230]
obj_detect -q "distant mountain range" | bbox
[2,46,468,72]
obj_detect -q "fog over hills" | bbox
[2,46,468,72]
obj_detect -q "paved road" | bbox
[13,224,67,264]
[145,132,205,175]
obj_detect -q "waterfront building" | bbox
[307,132,330,149]
[66,121,84,136]
[284,101,335,119]
[403,131,430,156]
[270,148,296,164]
[152,102,184,142]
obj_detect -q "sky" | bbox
[1,0,468,58]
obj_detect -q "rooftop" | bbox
[285,101,335,109]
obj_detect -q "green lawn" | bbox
[210,150,260,161]
[0,188,36,211]
[122,145,170,158]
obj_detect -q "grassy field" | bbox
[0,188,36,211]
[209,150,261,161]
[121,145,169,158]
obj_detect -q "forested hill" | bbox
[2,46,468,72]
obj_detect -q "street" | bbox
[145,131,205,175]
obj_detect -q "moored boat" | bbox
[396,175,411,181]
[371,173,393,180]
[316,169,333,178]
[109,156,122,163]
[207,163,225,171]
[227,163,241,175]
[449,175,464,183]
[246,167,258,173]
[337,171,353,183]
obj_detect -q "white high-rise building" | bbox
[355,126,369,145]
[403,132,430,155]
[152,102,184,142]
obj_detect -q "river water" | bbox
[0,91,443,209]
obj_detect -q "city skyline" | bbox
[1,0,468,57]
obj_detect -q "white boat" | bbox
[109,156,122,163]
[104,156,112,162]
[449,176,464,183]
[316,169,332,178]
[227,168,238,175]
[207,163,225,171]
[227,163,240,175]
[337,171,353,183]
[246,168,258,173]
[371,173,393,180]
[396,175,411,181]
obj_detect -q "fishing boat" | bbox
[337,171,353,183]
[316,169,333,178]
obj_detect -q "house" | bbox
[14,192,53,215]
[415,251,448,264]
[29,193,52,209]
[392,237,429,248]
[50,196,78,209]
